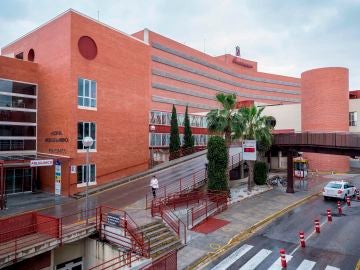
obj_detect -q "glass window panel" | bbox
[78,97,83,106]
[91,99,96,107]
[0,80,36,96]
[84,80,89,97]
[78,123,83,140]
[78,79,84,97]
[90,123,96,139]
[90,164,96,182]
[77,140,83,149]
[155,112,161,124]
[84,98,90,107]
[91,81,96,98]
[84,123,90,137]
[0,126,36,137]
[150,112,156,124]
[0,110,36,123]
[77,166,83,184]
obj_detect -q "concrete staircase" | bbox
[137,220,182,258]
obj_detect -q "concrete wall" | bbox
[261,103,301,132]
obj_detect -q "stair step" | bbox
[138,223,164,234]
[149,231,174,243]
[143,227,169,238]
[150,240,182,258]
[150,235,177,249]
[138,220,162,230]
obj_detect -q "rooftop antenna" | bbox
[235,45,241,57]
[203,38,206,54]
[97,10,100,21]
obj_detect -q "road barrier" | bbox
[337,201,342,215]
[327,209,332,222]
[314,219,320,233]
[346,196,351,207]
[299,231,305,248]
[279,249,287,268]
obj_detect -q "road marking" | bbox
[210,244,253,270]
[239,249,272,270]
[289,218,328,256]
[267,254,293,270]
[296,259,316,270]
[210,243,221,250]
[325,266,340,270]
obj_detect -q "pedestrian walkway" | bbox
[179,173,359,270]
[209,243,340,269]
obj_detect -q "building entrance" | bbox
[5,168,32,194]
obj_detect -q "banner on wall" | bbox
[55,160,61,196]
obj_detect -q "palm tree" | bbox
[238,106,273,191]
[207,93,243,149]
[207,93,243,187]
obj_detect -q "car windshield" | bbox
[326,183,342,189]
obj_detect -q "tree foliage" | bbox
[238,106,273,191]
[169,105,181,158]
[254,161,268,185]
[183,105,194,149]
[207,136,229,192]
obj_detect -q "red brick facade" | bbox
[301,67,349,172]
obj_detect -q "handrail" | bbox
[98,206,150,258]
[159,204,187,245]
[140,249,177,270]
[89,251,139,270]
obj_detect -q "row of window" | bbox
[150,110,207,128]
[149,133,208,147]
[77,164,96,184]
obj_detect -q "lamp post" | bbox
[149,125,156,168]
[82,136,94,225]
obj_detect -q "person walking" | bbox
[150,175,159,198]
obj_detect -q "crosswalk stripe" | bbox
[267,254,293,270]
[210,244,253,270]
[239,249,272,270]
[325,266,340,270]
[296,259,316,270]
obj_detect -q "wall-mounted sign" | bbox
[55,160,61,196]
[45,131,69,155]
[70,165,77,174]
[242,140,256,161]
[30,159,53,167]
[107,213,121,226]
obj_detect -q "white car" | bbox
[323,181,356,200]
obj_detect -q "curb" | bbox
[186,191,321,270]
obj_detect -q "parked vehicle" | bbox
[322,181,356,200]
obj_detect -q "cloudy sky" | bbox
[1,0,359,89]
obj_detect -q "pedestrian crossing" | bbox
[210,244,341,270]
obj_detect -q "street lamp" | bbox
[149,125,156,168]
[82,136,94,225]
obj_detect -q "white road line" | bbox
[267,254,293,270]
[289,218,328,256]
[296,259,316,270]
[210,244,253,270]
[239,249,272,270]
[325,266,340,270]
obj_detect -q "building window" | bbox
[349,112,357,126]
[77,164,96,185]
[78,78,96,108]
[77,122,96,150]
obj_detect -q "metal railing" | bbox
[89,251,140,270]
[98,206,150,258]
[140,250,177,270]
[187,192,228,229]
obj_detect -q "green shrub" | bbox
[254,161,268,185]
[207,136,228,191]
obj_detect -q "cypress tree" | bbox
[207,136,229,192]
[183,105,194,149]
[169,105,181,159]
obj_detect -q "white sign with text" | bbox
[242,140,257,161]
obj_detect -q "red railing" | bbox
[98,206,150,258]
[140,250,177,270]
[89,251,140,270]
[169,146,206,160]
[158,204,186,245]
[146,168,207,209]
[0,215,59,263]
[187,192,228,229]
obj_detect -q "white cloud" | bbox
[0,0,359,89]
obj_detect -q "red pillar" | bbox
[287,152,294,193]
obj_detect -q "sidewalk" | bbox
[179,173,360,270]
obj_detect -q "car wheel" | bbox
[323,196,328,200]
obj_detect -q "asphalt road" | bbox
[39,148,241,218]
[206,178,360,270]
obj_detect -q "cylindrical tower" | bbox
[301,67,349,172]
